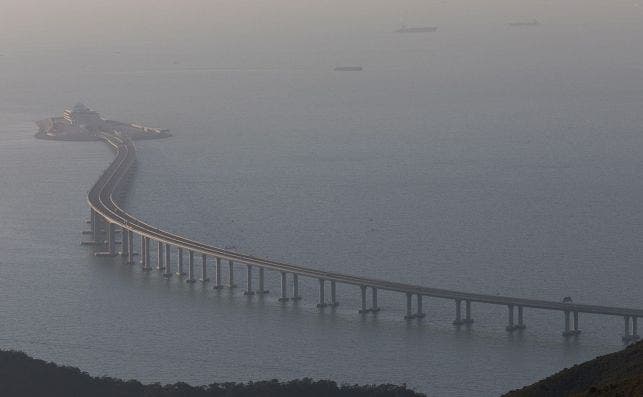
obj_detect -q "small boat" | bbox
[334,66,363,72]
[395,25,438,33]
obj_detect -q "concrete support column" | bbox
[623,316,632,343]
[371,287,380,312]
[139,235,145,266]
[200,254,209,282]
[107,223,116,255]
[416,294,426,318]
[453,299,463,325]
[573,311,581,335]
[163,244,172,278]
[187,250,196,283]
[228,260,236,288]
[96,215,105,236]
[506,304,515,331]
[156,241,164,270]
[257,268,268,294]
[213,258,222,289]
[90,209,97,241]
[563,310,571,336]
[127,231,134,264]
[359,285,368,314]
[121,228,129,257]
[244,265,254,295]
[316,279,327,308]
[330,280,338,307]
[139,235,145,265]
[176,248,185,276]
[404,293,414,319]
[278,272,289,302]
[517,306,526,330]
[292,274,301,300]
[143,237,151,270]
[634,317,640,340]
[464,300,473,324]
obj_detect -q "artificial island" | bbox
[36,103,170,141]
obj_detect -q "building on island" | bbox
[62,103,102,127]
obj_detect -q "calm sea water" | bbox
[1,4,643,396]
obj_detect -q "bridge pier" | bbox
[623,316,641,343]
[81,210,97,243]
[107,223,116,255]
[176,248,185,276]
[623,316,631,343]
[330,280,338,307]
[464,300,474,324]
[142,237,151,270]
[291,274,301,300]
[83,211,106,245]
[94,211,103,238]
[506,304,515,331]
[200,254,209,282]
[506,304,525,331]
[228,260,236,288]
[563,311,580,337]
[517,306,526,330]
[635,317,640,341]
[404,293,415,319]
[244,265,255,295]
[139,235,145,266]
[120,227,129,257]
[163,245,172,278]
[186,250,196,283]
[359,286,378,313]
[257,268,268,294]
[371,287,380,312]
[278,272,289,302]
[317,279,327,308]
[156,241,164,270]
[126,230,134,264]
[416,295,426,318]
[212,258,223,289]
[453,299,463,325]
[359,285,368,314]
[90,209,98,241]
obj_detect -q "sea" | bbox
[1,1,643,395]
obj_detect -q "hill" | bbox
[504,341,643,396]
[0,349,424,397]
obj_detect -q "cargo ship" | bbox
[36,103,170,141]
[334,66,363,72]
[395,25,438,33]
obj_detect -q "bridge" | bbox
[82,133,642,343]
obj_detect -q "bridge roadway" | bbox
[86,133,642,341]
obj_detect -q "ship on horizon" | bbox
[395,25,438,34]
[334,66,363,72]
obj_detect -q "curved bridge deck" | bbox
[84,133,643,343]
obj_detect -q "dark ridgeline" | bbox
[504,340,643,396]
[0,349,424,397]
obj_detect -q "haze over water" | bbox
[2,1,643,395]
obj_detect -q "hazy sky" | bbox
[2,0,641,49]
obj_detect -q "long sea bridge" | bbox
[83,133,643,343]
